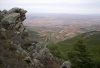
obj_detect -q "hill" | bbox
[48,31,100,62]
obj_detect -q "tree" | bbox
[68,39,94,68]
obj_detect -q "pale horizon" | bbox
[0,0,100,14]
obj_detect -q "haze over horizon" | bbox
[0,0,100,14]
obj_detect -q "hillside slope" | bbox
[48,31,100,62]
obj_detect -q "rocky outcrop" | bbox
[0,8,59,68]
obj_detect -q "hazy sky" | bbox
[0,0,100,14]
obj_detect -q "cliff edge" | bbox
[0,8,59,68]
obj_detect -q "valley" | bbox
[24,14,100,42]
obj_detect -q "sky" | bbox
[0,0,100,14]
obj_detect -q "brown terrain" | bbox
[24,14,100,42]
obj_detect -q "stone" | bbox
[8,8,27,21]
[61,61,71,68]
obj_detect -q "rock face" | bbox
[0,8,59,68]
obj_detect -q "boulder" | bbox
[61,61,71,68]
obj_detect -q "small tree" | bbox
[68,39,94,68]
